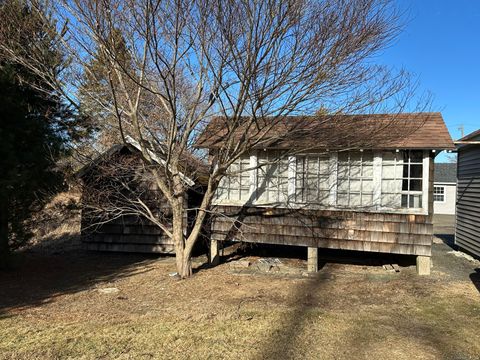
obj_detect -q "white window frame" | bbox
[213,154,254,204]
[254,150,289,205]
[400,150,425,209]
[329,152,338,207]
[433,185,446,203]
[421,151,430,210]
[373,151,383,207]
[336,150,375,208]
[212,149,431,215]
[293,153,330,205]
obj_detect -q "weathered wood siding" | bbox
[211,155,434,257]
[455,144,480,257]
[81,188,206,254]
[81,214,176,253]
[79,146,197,254]
[79,142,211,255]
[211,206,433,256]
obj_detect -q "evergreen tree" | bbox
[0,64,69,267]
[0,1,81,267]
[78,29,136,150]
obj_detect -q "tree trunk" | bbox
[175,247,193,278]
[171,197,192,278]
[0,200,10,269]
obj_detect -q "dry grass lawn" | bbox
[1,239,480,360]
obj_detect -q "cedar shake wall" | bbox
[79,146,206,254]
[210,153,435,257]
[81,214,177,254]
[81,177,191,254]
[81,188,205,254]
[211,206,433,256]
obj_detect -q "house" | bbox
[455,129,480,258]
[78,137,206,254]
[433,163,457,215]
[198,113,455,275]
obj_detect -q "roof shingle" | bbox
[458,128,480,142]
[197,112,455,151]
[434,163,457,183]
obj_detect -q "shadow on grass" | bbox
[254,257,471,360]
[434,234,456,249]
[254,268,332,360]
[0,233,162,316]
[341,308,472,360]
[470,268,480,295]
[222,242,416,269]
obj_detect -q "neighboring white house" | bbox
[433,163,456,215]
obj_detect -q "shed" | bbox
[198,112,455,274]
[455,129,480,258]
[78,137,206,254]
[433,163,457,215]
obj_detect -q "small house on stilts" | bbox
[198,113,455,275]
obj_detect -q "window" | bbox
[381,151,403,208]
[434,186,445,202]
[256,151,288,203]
[216,155,251,201]
[295,155,330,204]
[337,151,374,207]
[401,150,423,208]
[380,150,423,209]
[214,149,429,212]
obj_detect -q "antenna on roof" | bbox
[458,125,464,138]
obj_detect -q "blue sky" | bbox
[379,0,480,161]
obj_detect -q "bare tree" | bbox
[445,153,457,164]
[0,0,427,277]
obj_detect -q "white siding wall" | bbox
[433,183,456,215]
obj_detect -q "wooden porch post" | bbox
[416,255,431,275]
[307,247,318,272]
[210,239,220,266]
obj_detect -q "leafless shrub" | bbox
[0,0,429,277]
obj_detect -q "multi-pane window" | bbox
[214,149,428,211]
[337,151,374,207]
[295,155,330,204]
[256,151,289,203]
[401,150,423,208]
[215,155,251,201]
[433,186,445,202]
[380,150,423,208]
[381,151,403,208]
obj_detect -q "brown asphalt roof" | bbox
[197,112,455,151]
